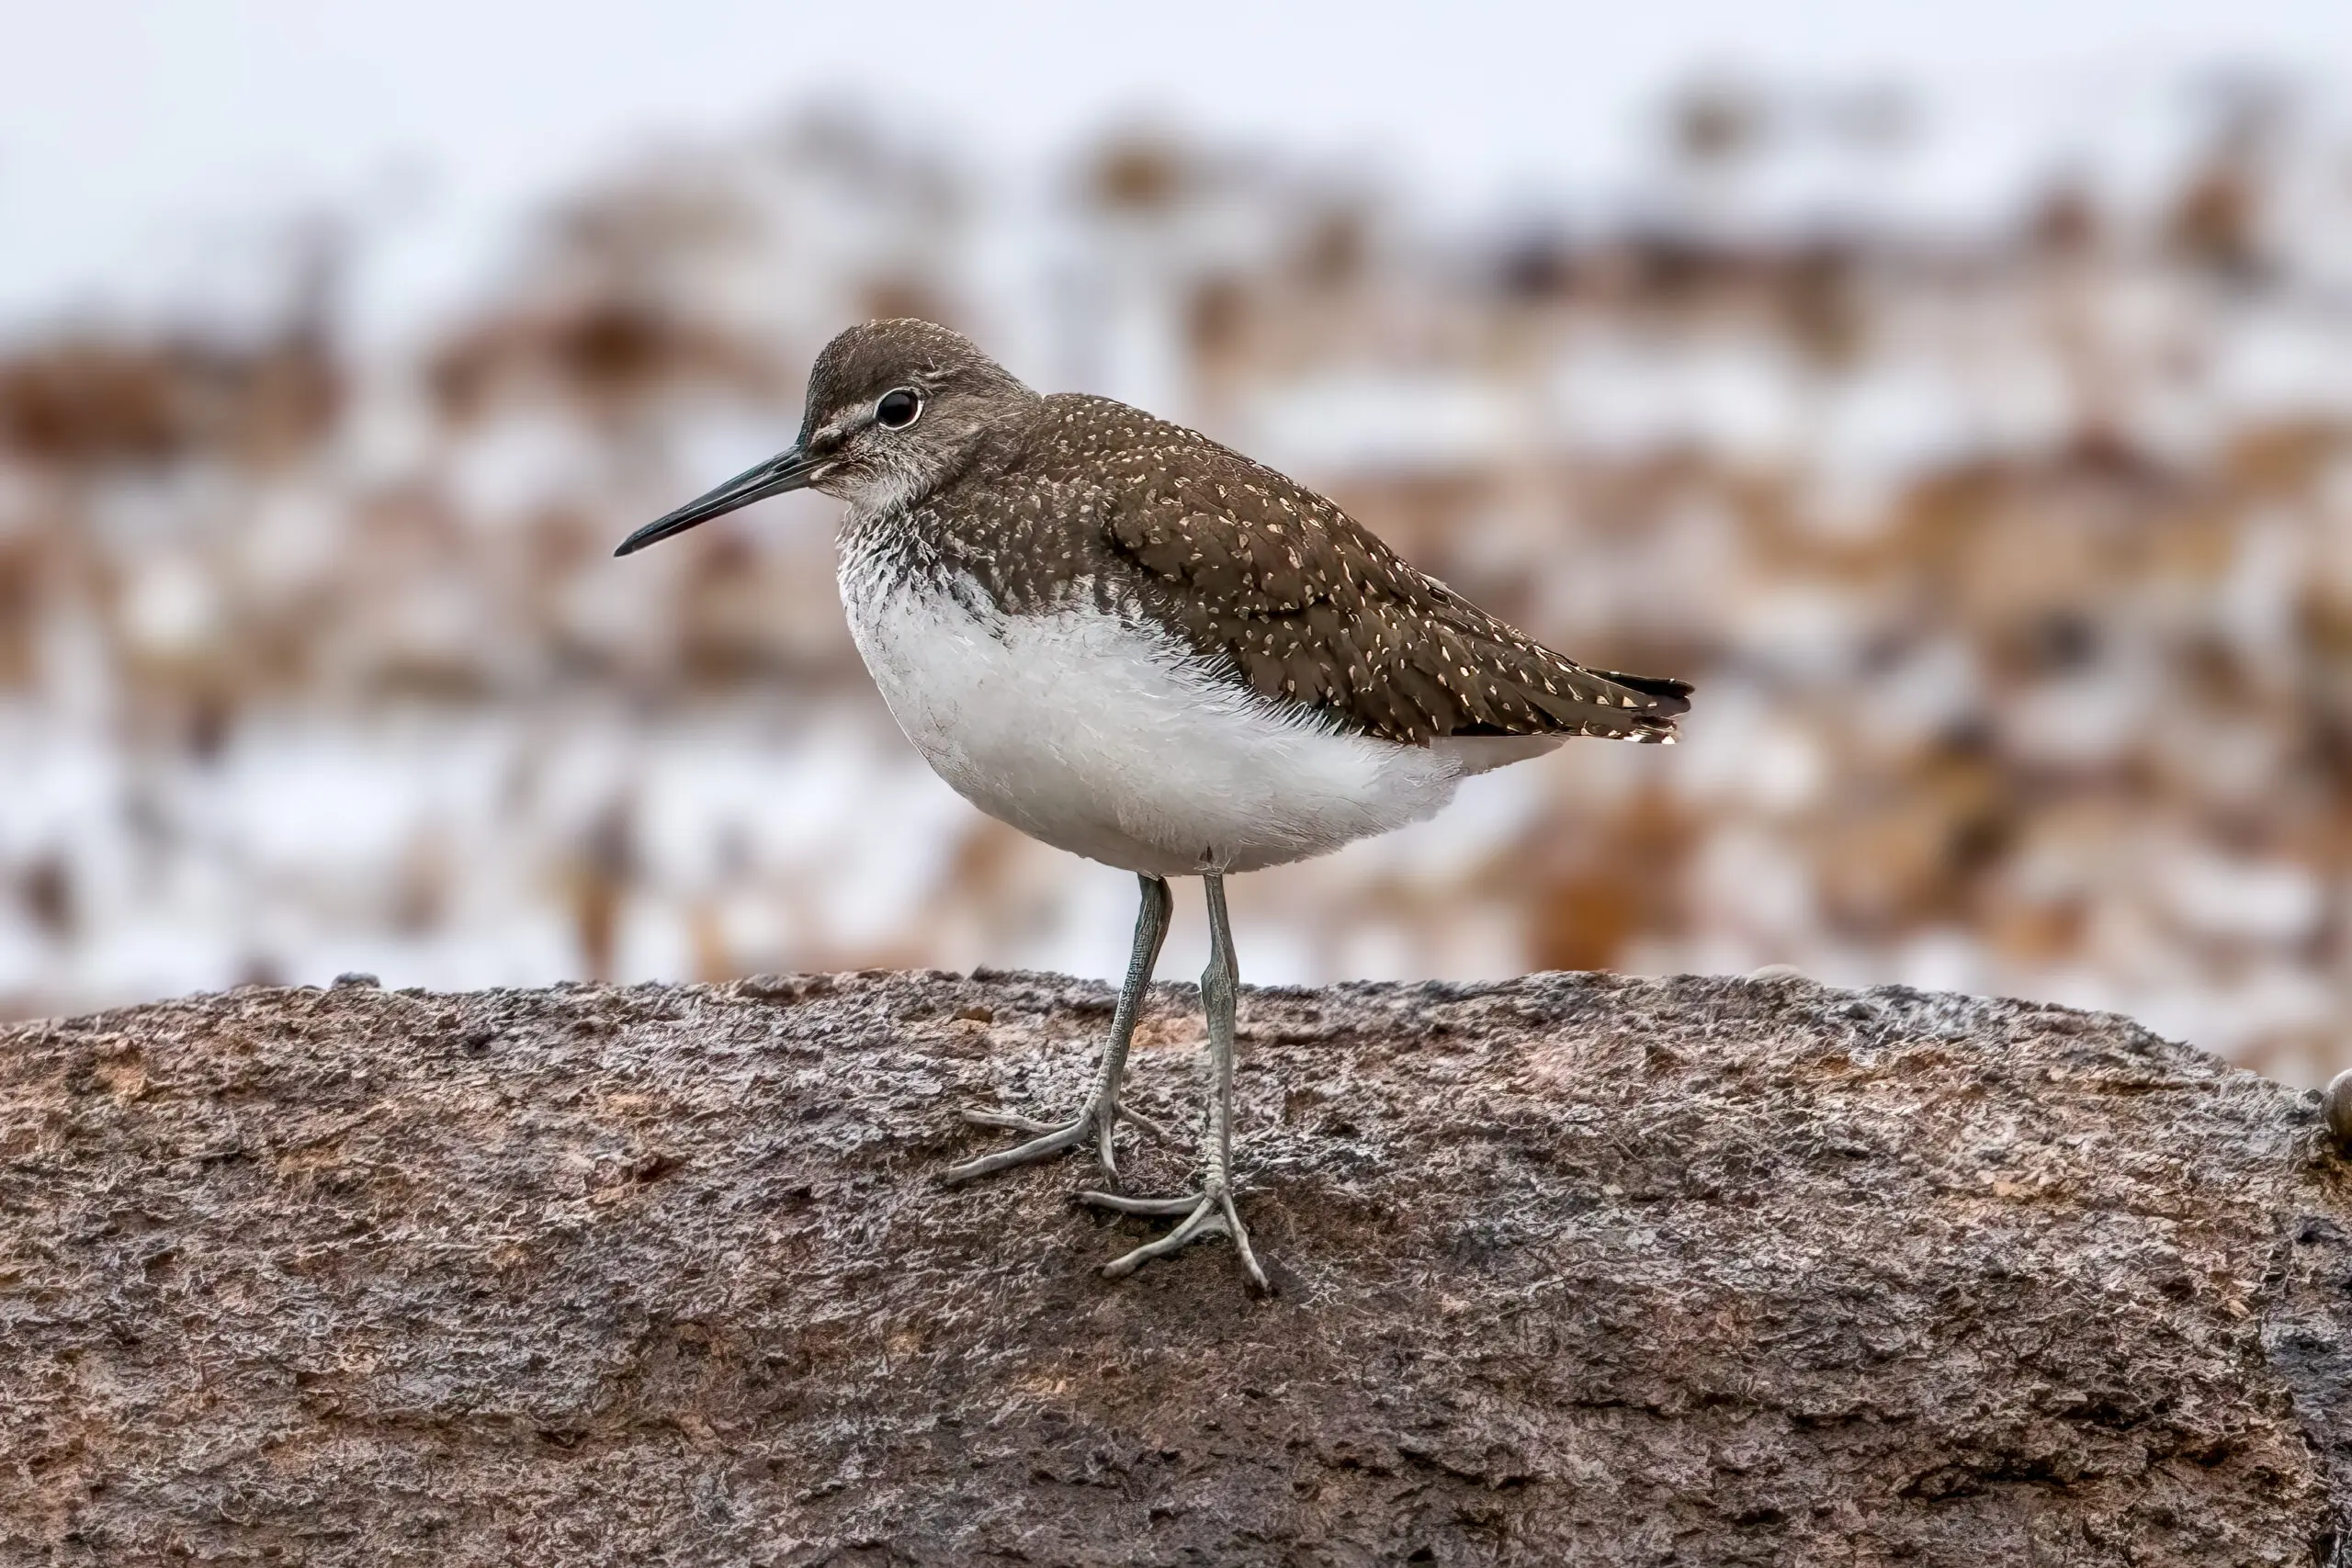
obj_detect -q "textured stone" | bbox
[2,969,2346,1564]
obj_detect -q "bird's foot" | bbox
[1079,1181,1271,1292]
[944,1099,1170,1186]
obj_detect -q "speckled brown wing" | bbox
[1045,396,1692,745]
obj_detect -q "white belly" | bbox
[839,564,1476,875]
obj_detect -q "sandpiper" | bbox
[617,319,1691,1290]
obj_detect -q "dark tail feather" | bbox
[1590,668,1694,716]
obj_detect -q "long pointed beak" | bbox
[614,446,820,557]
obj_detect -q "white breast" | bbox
[838,554,1476,876]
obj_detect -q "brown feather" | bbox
[1042,398,1689,743]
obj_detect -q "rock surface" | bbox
[3,969,2350,1565]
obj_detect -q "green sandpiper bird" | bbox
[616,319,1691,1291]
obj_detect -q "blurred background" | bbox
[6,2,2352,1081]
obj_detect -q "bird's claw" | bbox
[944,1099,1166,1185]
[1079,1183,1270,1292]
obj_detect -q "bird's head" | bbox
[614,318,1036,557]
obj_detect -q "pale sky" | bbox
[3,0,2346,332]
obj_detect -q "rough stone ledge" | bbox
[3,968,2350,1565]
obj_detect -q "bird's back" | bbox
[945,391,1691,747]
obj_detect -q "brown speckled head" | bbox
[614,318,1037,555]
[793,320,1040,512]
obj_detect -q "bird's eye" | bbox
[875,389,922,429]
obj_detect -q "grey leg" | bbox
[1080,873,1270,1292]
[944,873,1172,1185]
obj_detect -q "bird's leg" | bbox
[944,873,1172,1185]
[1080,873,1270,1292]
